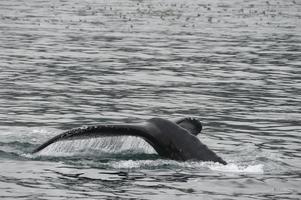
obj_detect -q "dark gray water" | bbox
[0,0,301,199]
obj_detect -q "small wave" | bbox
[0,149,28,160]
[0,141,35,158]
[0,141,33,148]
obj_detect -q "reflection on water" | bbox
[0,0,300,199]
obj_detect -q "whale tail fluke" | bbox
[33,118,203,154]
[32,117,226,165]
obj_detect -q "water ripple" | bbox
[0,0,300,199]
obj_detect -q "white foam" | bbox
[208,163,264,174]
[21,153,36,159]
[111,160,143,169]
[110,159,174,169]
[109,159,264,174]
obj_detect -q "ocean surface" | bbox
[0,0,300,199]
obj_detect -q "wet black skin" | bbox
[33,117,227,165]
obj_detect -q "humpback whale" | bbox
[33,117,227,165]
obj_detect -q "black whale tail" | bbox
[32,117,203,154]
[32,117,227,165]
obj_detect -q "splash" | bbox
[35,136,156,156]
